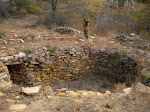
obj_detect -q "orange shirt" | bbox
[83,22,89,30]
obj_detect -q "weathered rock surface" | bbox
[22,87,40,95]
[80,103,102,112]
[11,85,22,93]
[135,83,150,93]
[0,91,5,97]
[116,33,140,42]
[9,104,27,111]
[106,101,114,109]
[123,88,132,95]
[0,81,12,91]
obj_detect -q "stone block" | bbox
[22,87,40,95]
[106,101,114,109]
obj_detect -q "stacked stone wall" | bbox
[0,47,140,86]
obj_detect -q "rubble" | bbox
[116,33,140,42]
[54,27,77,34]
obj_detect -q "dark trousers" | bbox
[84,30,88,39]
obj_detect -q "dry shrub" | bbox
[0,1,10,18]
[96,6,136,35]
[27,97,83,112]
[43,11,70,29]
[137,57,145,69]
[114,83,127,92]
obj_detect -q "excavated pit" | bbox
[1,48,141,91]
[3,51,140,91]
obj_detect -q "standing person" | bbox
[83,19,89,39]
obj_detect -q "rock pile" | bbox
[54,27,77,34]
[116,33,140,42]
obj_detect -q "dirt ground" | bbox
[0,17,125,55]
[0,17,150,112]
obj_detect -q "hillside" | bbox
[0,16,150,112]
[0,0,150,111]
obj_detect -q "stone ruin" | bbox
[54,27,78,34]
[0,47,141,86]
[116,33,140,42]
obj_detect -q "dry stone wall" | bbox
[0,47,141,86]
[0,61,10,81]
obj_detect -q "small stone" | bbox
[104,91,112,96]
[47,96,52,99]
[18,52,26,58]
[79,39,85,42]
[90,36,95,39]
[0,91,5,97]
[9,104,27,111]
[56,88,67,93]
[14,34,18,37]
[15,96,21,99]
[3,40,8,45]
[6,99,21,103]
[92,34,96,36]
[129,33,136,37]
[123,88,132,95]
[43,47,47,50]
[80,103,102,112]
[30,62,39,65]
[19,39,25,43]
[22,87,40,95]
[47,86,53,92]
[57,92,66,96]
[96,92,103,97]
[11,85,22,93]
[0,57,8,62]
[106,101,114,109]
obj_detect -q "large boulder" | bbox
[135,83,150,93]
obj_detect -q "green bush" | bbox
[46,44,58,53]
[10,0,41,15]
[118,51,127,57]
[0,30,5,38]
[24,47,32,54]
[134,4,150,36]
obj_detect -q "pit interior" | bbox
[7,64,26,86]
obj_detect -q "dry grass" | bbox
[114,83,127,92]
[23,86,150,112]
[0,17,120,56]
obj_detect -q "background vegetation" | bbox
[0,0,149,39]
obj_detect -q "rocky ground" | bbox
[0,80,150,112]
[0,17,150,112]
